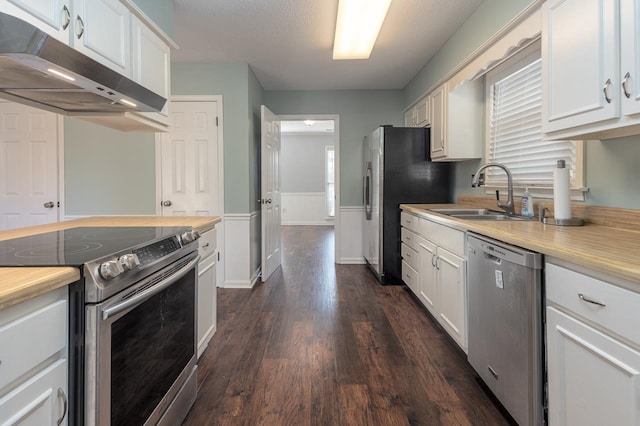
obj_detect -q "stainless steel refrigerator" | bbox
[363,125,451,284]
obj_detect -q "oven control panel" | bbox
[134,236,182,266]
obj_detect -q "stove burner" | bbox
[14,242,104,258]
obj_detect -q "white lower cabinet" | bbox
[197,228,217,358]
[401,210,467,351]
[0,287,68,426]
[546,261,640,425]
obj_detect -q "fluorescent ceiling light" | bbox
[333,0,392,60]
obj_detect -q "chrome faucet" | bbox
[471,163,515,216]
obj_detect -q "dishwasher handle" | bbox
[467,233,542,269]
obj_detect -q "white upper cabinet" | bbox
[429,80,482,162]
[542,0,619,134]
[2,0,72,43]
[404,96,430,128]
[132,15,170,118]
[72,0,131,77]
[543,0,640,139]
[621,0,640,117]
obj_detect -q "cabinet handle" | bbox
[435,256,441,270]
[603,78,612,104]
[622,72,632,99]
[62,5,71,30]
[431,254,437,267]
[57,388,68,425]
[578,293,606,307]
[202,242,210,249]
[76,16,85,39]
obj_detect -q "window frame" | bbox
[483,42,587,200]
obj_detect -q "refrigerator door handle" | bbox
[365,162,372,220]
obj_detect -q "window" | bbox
[325,146,335,217]
[485,43,585,198]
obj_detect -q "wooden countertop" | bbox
[401,204,640,287]
[0,215,221,310]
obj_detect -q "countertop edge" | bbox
[401,204,640,287]
[0,268,80,311]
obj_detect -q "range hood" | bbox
[0,12,166,115]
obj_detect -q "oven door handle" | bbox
[102,255,200,320]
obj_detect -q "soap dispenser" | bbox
[521,187,534,217]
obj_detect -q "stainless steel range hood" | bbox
[0,12,166,115]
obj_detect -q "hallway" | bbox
[184,226,511,425]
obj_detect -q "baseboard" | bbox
[224,280,254,289]
[339,257,366,264]
[282,221,334,226]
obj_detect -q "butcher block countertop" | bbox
[402,199,640,287]
[0,215,221,310]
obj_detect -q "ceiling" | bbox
[172,0,484,91]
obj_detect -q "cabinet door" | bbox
[73,0,131,77]
[430,84,447,159]
[543,0,619,133]
[415,97,429,127]
[2,0,71,43]
[417,238,437,314]
[0,359,68,426]
[197,255,216,358]
[547,307,640,426]
[436,247,466,350]
[131,15,170,117]
[621,0,640,117]
[403,108,415,127]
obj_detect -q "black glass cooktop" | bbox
[0,226,191,267]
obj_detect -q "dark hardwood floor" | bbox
[184,225,511,425]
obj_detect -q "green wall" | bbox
[64,118,156,215]
[249,68,264,214]
[132,0,174,37]
[172,62,252,214]
[264,90,404,207]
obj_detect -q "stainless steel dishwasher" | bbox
[466,233,544,426]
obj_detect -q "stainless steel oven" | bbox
[85,251,199,425]
[0,225,202,426]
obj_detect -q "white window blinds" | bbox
[487,57,578,188]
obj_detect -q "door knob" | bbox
[265,198,272,204]
[44,201,55,208]
[162,200,172,207]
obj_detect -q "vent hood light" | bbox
[333,0,392,60]
[119,99,137,108]
[47,68,75,82]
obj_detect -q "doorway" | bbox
[278,115,339,260]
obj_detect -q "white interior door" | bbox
[0,102,60,230]
[260,105,282,281]
[160,101,219,216]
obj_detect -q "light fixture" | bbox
[47,68,75,82]
[119,99,137,108]
[333,0,392,60]
[304,120,316,126]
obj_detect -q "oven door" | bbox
[85,252,199,426]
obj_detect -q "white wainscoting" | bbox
[224,212,261,289]
[281,192,334,226]
[338,206,364,264]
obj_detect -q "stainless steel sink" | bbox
[427,208,536,221]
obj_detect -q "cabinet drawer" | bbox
[199,228,217,260]
[402,260,419,294]
[400,212,420,233]
[401,228,419,252]
[546,263,640,345]
[419,218,464,254]
[401,243,418,271]
[0,299,66,390]
[0,359,67,425]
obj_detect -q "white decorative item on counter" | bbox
[553,160,571,220]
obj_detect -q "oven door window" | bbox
[110,268,195,425]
